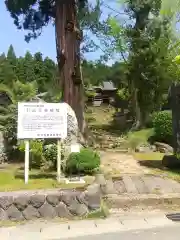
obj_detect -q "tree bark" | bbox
[129,2,151,130]
[55,0,85,136]
[131,88,142,130]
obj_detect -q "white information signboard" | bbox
[17,102,67,184]
[17,102,67,139]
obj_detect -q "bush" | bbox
[127,135,145,151]
[18,140,44,168]
[65,148,100,175]
[0,81,38,160]
[42,144,57,170]
[152,110,172,144]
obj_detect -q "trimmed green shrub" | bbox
[65,148,100,175]
[152,110,172,144]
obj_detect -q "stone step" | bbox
[105,193,180,210]
[112,175,180,196]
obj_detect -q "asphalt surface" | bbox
[57,224,180,240]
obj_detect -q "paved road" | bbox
[57,225,180,240]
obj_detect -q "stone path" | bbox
[106,175,180,210]
[100,152,150,175]
[100,151,180,195]
[113,175,180,194]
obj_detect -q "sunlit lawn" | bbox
[134,152,180,182]
[0,164,94,192]
[127,128,154,142]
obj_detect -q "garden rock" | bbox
[76,192,88,205]
[0,196,13,210]
[60,191,78,206]
[155,142,173,153]
[68,200,88,216]
[62,103,79,155]
[55,202,72,218]
[39,203,57,218]
[162,155,180,168]
[86,183,101,195]
[30,194,45,208]
[101,179,117,195]
[46,194,60,206]
[0,208,7,221]
[6,205,23,221]
[94,173,106,185]
[23,205,40,220]
[0,132,7,164]
[84,191,101,210]
[135,144,153,153]
[14,195,29,211]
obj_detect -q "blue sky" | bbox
[0,0,120,63]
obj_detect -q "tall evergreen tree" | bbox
[23,51,36,83]
[4,0,102,136]
[7,45,17,71]
[0,55,17,85]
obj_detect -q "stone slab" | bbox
[122,176,138,194]
[131,176,149,194]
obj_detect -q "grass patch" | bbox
[127,128,154,143]
[134,152,164,161]
[0,164,94,192]
[134,152,165,171]
[86,201,109,219]
[128,128,154,140]
[101,165,121,180]
[85,105,125,136]
[85,105,115,127]
[126,128,154,151]
[134,152,180,182]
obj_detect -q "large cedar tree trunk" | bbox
[55,0,86,136]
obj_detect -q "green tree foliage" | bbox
[152,110,172,144]
[106,0,178,128]
[0,45,58,93]
[7,44,17,70]
[18,52,36,83]
[0,54,17,85]
[4,0,102,48]
[0,81,38,158]
[82,59,111,86]
[82,60,128,88]
[1,44,126,94]
[160,0,179,16]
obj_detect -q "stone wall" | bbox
[0,186,101,221]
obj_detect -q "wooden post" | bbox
[24,140,30,184]
[57,139,62,182]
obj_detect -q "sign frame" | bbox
[17,102,67,184]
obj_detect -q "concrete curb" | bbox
[104,193,180,209]
[0,213,177,240]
